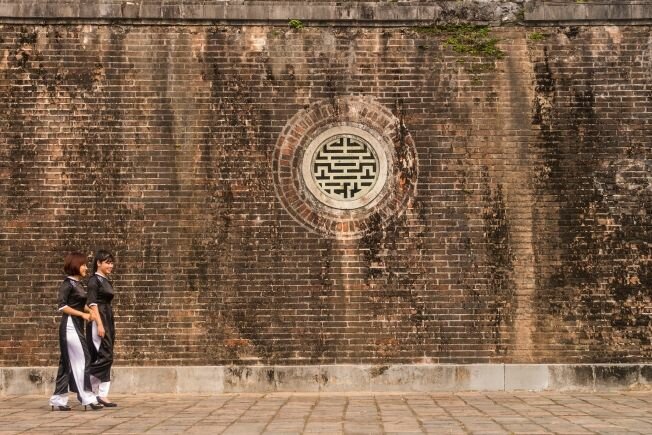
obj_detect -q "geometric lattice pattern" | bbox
[312,135,379,200]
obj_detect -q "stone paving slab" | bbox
[0,392,650,434]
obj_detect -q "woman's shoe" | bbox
[84,402,104,411]
[51,405,72,411]
[96,397,118,407]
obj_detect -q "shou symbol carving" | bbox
[312,136,379,200]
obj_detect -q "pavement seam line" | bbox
[141,398,204,433]
[342,394,350,434]
[372,393,386,435]
[457,392,509,433]
[489,392,549,434]
[402,394,427,434]
[208,394,238,417]
[548,392,598,434]
[433,393,471,434]
[258,393,291,433]
[183,394,238,432]
[299,391,319,433]
[217,394,261,434]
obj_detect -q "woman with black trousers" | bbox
[86,250,118,407]
[49,252,103,411]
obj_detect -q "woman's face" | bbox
[79,264,88,277]
[98,260,114,276]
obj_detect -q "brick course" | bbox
[0,23,650,366]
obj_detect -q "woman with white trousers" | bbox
[49,252,103,411]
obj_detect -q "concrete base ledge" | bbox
[1,364,651,395]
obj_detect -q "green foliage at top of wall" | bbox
[529,31,547,41]
[416,24,504,59]
[288,19,304,29]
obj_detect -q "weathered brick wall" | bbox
[0,23,650,366]
[528,26,652,362]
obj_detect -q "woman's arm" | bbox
[86,277,105,337]
[57,281,89,321]
[90,305,105,337]
[61,306,91,321]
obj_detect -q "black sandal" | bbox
[96,397,118,407]
[84,402,104,411]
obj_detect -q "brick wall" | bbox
[0,23,650,366]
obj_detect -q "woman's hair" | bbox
[63,252,87,276]
[92,249,115,274]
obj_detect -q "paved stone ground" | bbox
[0,392,651,434]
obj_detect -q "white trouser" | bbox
[90,321,111,398]
[49,317,97,406]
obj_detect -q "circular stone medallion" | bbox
[272,96,417,239]
[302,127,389,210]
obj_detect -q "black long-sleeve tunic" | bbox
[53,277,92,395]
[86,274,115,382]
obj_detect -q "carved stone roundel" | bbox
[302,127,388,210]
[272,96,418,239]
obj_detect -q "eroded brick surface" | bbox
[0,24,650,366]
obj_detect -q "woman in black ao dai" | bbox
[86,250,118,407]
[49,252,103,411]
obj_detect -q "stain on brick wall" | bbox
[529,26,652,362]
[0,23,649,366]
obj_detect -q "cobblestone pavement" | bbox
[1,392,651,434]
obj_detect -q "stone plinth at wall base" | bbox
[1,365,651,395]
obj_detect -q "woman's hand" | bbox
[82,312,92,322]
[98,324,106,338]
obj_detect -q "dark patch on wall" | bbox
[480,168,515,356]
[529,27,652,363]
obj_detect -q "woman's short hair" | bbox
[63,252,87,276]
[92,249,115,274]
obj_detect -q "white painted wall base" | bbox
[2,364,650,395]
